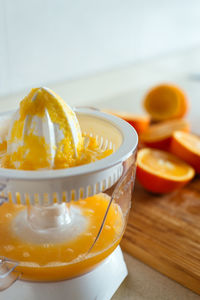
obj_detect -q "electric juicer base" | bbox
[0,246,127,300]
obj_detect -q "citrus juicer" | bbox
[0,88,138,300]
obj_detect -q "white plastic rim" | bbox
[0,108,138,202]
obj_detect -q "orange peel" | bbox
[170,131,200,174]
[143,84,188,121]
[140,119,189,151]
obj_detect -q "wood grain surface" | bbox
[121,178,200,295]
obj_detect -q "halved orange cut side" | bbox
[143,84,188,121]
[137,148,195,194]
[104,110,150,134]
[171,131,200,173]
[140,119,189,150]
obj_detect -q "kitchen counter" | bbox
[0,47,200,299]
[112,253,199,300]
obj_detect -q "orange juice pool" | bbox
[0,193,124,281]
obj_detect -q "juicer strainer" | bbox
[0,107,138,204]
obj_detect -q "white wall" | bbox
[1,0,200,97]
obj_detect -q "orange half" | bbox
[140,119,189,150]
[170,131,200,174]
[137,148,195,194]
[104,110,150,134]
[143,84,188,121]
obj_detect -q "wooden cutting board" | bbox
[121,178,200,295]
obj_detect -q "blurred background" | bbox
[1,0,200,131]
[1,0,200,94]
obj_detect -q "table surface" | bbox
[1,47,200,299]
[112,253,200,300]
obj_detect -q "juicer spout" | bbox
[0,257,20,291]
[0,181,8,206]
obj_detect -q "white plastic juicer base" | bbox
[0,246,127,300]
